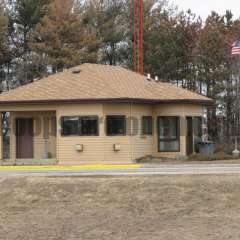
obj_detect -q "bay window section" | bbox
[158,116,180,152]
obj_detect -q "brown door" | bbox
[186,117,194,155]
[16,118,33,159]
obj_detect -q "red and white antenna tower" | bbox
[133,0,144,75]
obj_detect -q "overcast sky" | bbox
[172,0,240,20]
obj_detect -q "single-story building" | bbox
[0,63,213,165]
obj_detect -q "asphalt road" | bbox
[1,164,240,176]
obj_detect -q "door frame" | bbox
[16,117,34,159]
[186,116,194,155]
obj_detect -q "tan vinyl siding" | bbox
[102,104,132,163]
[0,104,57,112]
[2,102,205,164]
[131,104,153,160]
[57,104,105,164]
[56,103,155,164]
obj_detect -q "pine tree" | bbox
[0,6,9,64]
[6,0,50,84]
[196,12,229,140]
[83,0,128,65]
[0,1,12,92]
[32,0,100,71]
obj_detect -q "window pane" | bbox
[159,117,178,140]
[62,117,79,136]
[194,117,203,138]
[158,116,180,152]
[107,116,126,136]
[142,116,152,135]
[81,116,98,136]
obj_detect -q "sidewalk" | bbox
[0,163,240,177]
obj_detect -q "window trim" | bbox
[142,116,153,135]
[106,115,126,136]
[61,115,99,137]
[157,116,180,152]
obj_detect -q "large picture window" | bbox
[61,116,99,136]
[106,115,126,136]
[142,116,153,135]
[158,116,180,152]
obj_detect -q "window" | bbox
[80,116,99,136]
[62,117,79,136]
[106,115,126,136]
[142,116,153,135]
[158,116,180,152]
[61,116,99,136]
[193,117,203,138]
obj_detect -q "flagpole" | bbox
[231,40,240,157]
[235,72,239,155]
[237,59,240,151]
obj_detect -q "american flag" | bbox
[231,40,240,56]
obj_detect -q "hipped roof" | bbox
[0,63,213,105]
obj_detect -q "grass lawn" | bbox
[0,175,240,240]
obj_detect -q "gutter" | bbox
[0,98,215,106]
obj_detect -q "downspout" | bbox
[56,110,60,164]
[130,103,134,162]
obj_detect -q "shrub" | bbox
[188,151,237,161]
[135,155,154,163]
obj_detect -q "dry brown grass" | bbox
[0,175,240,240]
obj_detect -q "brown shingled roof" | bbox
[0,63,213,105]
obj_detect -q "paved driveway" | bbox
[1,164,240,176]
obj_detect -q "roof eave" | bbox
[0,98,214,106]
